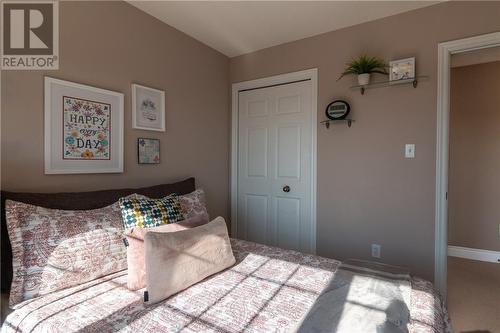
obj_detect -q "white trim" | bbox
[231,68,318,254]
[435,31,500,298]
[448,246,500,264]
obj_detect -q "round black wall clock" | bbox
[325,100,350,120]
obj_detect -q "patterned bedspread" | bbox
[1,239,450,333]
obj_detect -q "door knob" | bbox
[282,185,291,193]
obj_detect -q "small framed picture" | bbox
[389,57,415,82]
[138,138,160,164]
[132,84,165,132]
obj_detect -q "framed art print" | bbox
[138,138,160,164]
[389,57,416,82]
[132,84,165,132]
[44,77,124,174]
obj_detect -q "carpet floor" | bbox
[447,256,500,333]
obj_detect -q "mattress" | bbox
[1,239,451,333]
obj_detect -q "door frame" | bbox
[231,68,318,253]
[435,31,500,298]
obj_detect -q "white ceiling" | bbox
[129,1,438,58]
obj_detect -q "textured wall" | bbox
[230,1,500,280]
[449,61,500,252]
[1,1,230,220]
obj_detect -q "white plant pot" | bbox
[357,73,371,86]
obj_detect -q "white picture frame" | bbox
[132,84,165,132]
[389,57,416,82]
[44,77,124,174]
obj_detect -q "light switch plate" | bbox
[405,144,415,158]
[371,244,381,258]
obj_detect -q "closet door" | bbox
[237,80,313,253]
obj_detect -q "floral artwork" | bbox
[138,138,160,164]
[63,96,111,160]
[45,77,123,174]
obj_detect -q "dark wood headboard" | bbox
[0,177,195,293]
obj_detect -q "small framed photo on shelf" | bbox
[389,57,415,82]
[132,84,165,132]
[138,138,160,164]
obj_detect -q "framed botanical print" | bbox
[137,138,160,164]
[132,84,165,132]
[44,77,124,174]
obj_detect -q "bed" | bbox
[0,179,451,333]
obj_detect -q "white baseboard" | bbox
[448,245,500,263]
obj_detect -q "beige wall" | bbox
[2,0,500,280]
[0,1,230,220]
[448,61,500,252]
[230,1,500,280]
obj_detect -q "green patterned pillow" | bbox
[119,194,184,229]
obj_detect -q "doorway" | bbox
[446,46,500,333]
[435,32,500,298]
[231,69,317,253]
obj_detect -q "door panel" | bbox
[247,128,268,178]
[238,80,313,253]
[247,100,268,117]
[277,95,301,115]
[245,194,269,244]
[275,196,301,250]
[277,126,300,179]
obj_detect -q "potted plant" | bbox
[338,55,388,86]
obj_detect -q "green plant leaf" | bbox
[337,55,388,81]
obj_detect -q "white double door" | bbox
[237,80,314,253]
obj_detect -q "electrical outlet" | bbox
[371,244,381,258]
[405,144,415,158]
